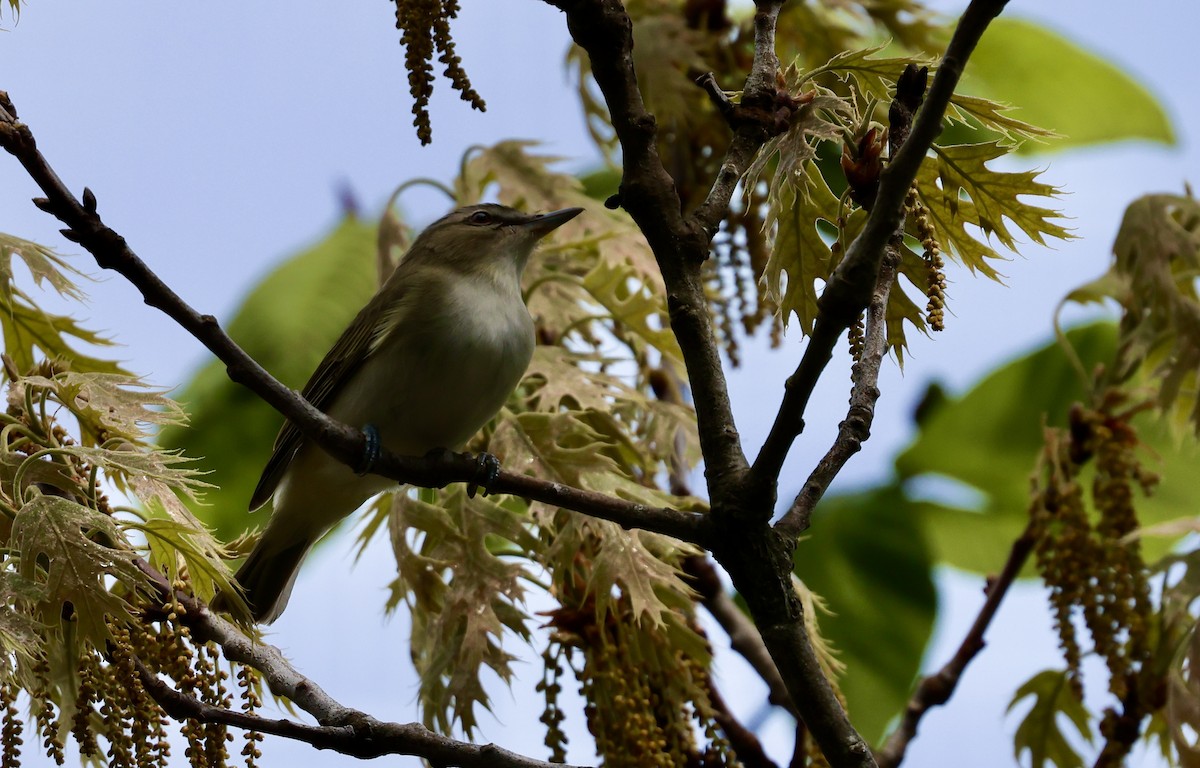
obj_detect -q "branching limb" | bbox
[130,562,581,767]
[0,92,709,547]
[135,657,577,767]
[690,0,792,238]
[774,63,927,540]
[748,0,1011,501]
[874,523,1036,768]
[775,244,898,540]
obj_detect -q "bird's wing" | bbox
[247,284,404,511]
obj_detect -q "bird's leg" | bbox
[466,452,501,499]
[354,424,382,475]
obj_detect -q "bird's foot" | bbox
[355,424,382,475]
[466,452,501,499]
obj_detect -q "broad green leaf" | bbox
[791,487,936,745]
[1008,669,1093,768]
[898,323,1200,572]
[157,216,379,541]
[965,18,1174,151]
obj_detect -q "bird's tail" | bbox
[225,538,312,624]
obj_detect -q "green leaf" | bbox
[0,233,127,375]
[11,496,148,645]
[790,486,936,745]
[964,18,1174,151]
[0,570,47,674]
[388,487,534,734]
[1009,669,1093,768]
[898,323,1200,572]
[919,141,1069,276]
[765,173,839,334]
[157,216,379,541]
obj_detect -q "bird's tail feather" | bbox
[230,539,311,624]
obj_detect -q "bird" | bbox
[226,203,582,623]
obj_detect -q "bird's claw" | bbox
[466,452,501,499]
[355,424,381,475]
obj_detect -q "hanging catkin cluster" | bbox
[392,0,486,144]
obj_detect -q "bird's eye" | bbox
[468,210,492,225]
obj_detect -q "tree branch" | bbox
[775,244,898,541]
[684,555,797,717]
[127,560,578,766]
[134,657,578,767]
[774,63,927,540]
[748,0,1011,499]
[545,0,751,494]
[0,92,710,548]
[874,522,1036,768]
[690,0,791,237]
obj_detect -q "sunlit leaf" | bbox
[12,495,149,645]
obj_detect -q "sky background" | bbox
[1,1,1198,766]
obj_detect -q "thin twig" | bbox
[874,522,1036,768]
[776,246,898,540]
[128,560,579,766]
[774,64,927,540]
[747,0,1012,499]
[134,657,578,767]
[0,93,710,547]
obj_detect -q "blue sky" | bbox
[2,2,1197,765]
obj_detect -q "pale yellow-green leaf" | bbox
[22,372,187,444]
[388,487,534,734]
[1064,193,1200,434]
[0,570,46,676]
[765,172,840,333]
[1008,669,1093,768]
[799,43,933,103]
[12,495,148,645]
[580,256,682,363]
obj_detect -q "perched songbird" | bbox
[230,203,582,622]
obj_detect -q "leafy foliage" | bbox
[0,233,126,375]
[1008,669,1094,768]
[1065,193,1200,435]
[964,18,1174,151]
[752,45,1068,357]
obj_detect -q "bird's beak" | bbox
[521,207,584,237]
